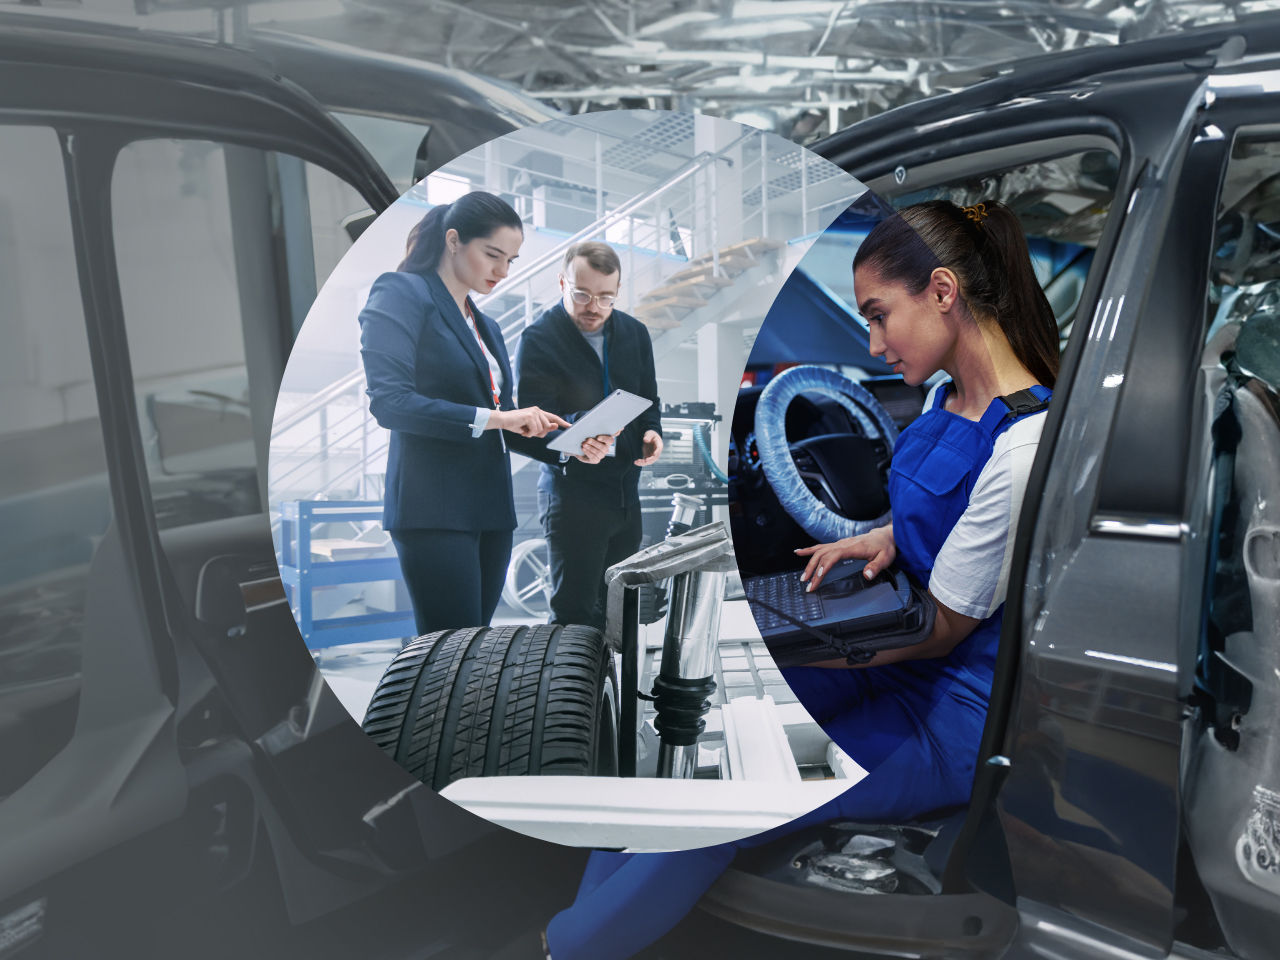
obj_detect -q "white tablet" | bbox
[547,389,653,456]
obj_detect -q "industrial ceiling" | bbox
[239,0,1277,141]
[12,0,1280,141]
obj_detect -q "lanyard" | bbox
[600,325,611,396]
[465,301,501,409]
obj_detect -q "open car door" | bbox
[0,19,591,956]
[702,33,1268,959]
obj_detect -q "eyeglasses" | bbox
[567,287,617,309]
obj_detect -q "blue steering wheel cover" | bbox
[754,366,898,542]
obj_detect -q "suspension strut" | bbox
[653,494,725,779]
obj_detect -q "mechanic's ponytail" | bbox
[971,202,1060,389]
[399,190,524,277]
[854,199,1059,388]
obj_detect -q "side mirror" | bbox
[413,128,433,184]
[342,209,377,243]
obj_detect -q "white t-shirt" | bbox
[927,410,1046,620]
[466,302,505,438]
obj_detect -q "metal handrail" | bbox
[270,392,368,466]
[274,125,820,505]
[271,417,380,492]
[315,439,389,499]
[473,128,757,314]
[271,368,364,439]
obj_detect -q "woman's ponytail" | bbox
[976,203,1059,388]
[398,191,523,278]
[856,199,1059,388]
[398,202,451,275]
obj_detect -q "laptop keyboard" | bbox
[744,571,824,631]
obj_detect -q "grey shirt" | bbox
[581,327,605,362]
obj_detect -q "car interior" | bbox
[8,16,1280,956]
[730,147,1112,581]
[1181,131,1280,960]
[712,110,1280,957]
[0,35,601,956]
[712,144,1121,945]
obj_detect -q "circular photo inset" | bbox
[268,108,871,850]
[735,190,1070,836]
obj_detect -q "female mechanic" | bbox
[359,191,609,636]
[494,199,1059,960]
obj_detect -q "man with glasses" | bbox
[516,241,664,630]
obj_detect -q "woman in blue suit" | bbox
[359,191,607,635]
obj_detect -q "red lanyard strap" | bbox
[465,302,501,409]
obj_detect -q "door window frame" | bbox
[0,40,396,775]
[836,85,1207,934]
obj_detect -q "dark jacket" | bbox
[515,302,662,509]
[359,269,557,532]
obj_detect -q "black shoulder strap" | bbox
[999,387,1051,418]
[980,386,1051,439]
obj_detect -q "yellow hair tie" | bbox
[962,202,989,225]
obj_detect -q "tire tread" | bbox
[361,623,616,789]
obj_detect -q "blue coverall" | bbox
[545,384,1052,960]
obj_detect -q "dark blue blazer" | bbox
[516,302,662,510]
[359,269,555,532]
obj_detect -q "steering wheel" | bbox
[754,366,898,543]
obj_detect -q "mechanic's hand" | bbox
[634,429,663,466]
[574,433,615,464]
[795,523,896,592]
[490,406,570,438]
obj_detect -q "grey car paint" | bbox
[5,9,1280,959]
[0,15,594,958]
[698,17,1280,960]
[788,21,1280,960]
[242,28,558,174]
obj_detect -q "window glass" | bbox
[306,159,368,287]
[0,126,104,795]
[893,148,1119,348]
[113,139,257,530]
[1203,134,1280,650]
[111,140,360,530]
[332,111,429,196]
[1207,137,1280,346]
[768,148,1120,436]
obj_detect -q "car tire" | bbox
[361,624,618,790]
